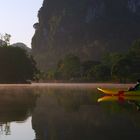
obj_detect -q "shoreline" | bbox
[0,83,134,89]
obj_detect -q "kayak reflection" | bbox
[32,87,140,140]
[98,95,140,110]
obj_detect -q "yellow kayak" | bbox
[97,87,140,96]
[98,95,140,102]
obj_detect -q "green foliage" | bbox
[0,33,11,45]
[93,64,111,81]
[47,69,58,80]
[0,45,38,83]
[41,39,140,82]
[57,54,81,80]
[3,33,11,45]
[103,52,123,67]
[130,39,140,55]
[81,60,100,80]
[111,57,132,82]
[111,39,140,82]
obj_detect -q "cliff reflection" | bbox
[32,88,140,140]
[0,88,37,136]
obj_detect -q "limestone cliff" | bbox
[32,0,140,70]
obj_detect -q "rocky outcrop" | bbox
[32,0,140,71]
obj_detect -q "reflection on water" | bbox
[0,117,35,140]
[1,85,140,140]
[0,87,38,140]
[32,87,140,140]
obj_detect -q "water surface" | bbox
[0,83,139,140]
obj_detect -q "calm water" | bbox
[0,83,140,140]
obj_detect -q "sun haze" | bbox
[0,0,43,48]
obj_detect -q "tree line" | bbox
[39,39,140,83]
[0,38,139,83]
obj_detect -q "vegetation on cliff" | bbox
[37,39,140,83]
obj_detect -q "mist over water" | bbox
[0,83,139,140]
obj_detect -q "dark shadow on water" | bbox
[31,87,140,140]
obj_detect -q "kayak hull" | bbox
[98,95,140,102]
[97,87,140,96]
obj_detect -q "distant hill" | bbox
[12,42,31,53]
[32,0,140,71]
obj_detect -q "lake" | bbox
[0,83,140,140]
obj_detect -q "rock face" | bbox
[32,0,140,71]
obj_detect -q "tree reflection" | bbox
[32,88,140,140]
[0,87,38,136]
[0,122,11,135]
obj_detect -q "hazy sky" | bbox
[0,0,43,48]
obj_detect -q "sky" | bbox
[0,0,43,48]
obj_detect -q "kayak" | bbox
[97,87,140,96]
[97,95,140,102]
[97,87,119,95]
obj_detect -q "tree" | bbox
[57,54,81,80]
[81,60,100,80]
[0,33,11,45]
[103,52,123,67]
[0,45,38,83]
[111,39,140,82]
[130,39,140,56]
[47,69,57,80]
[93,64,111,81]
[3,33,11,45]
[127,39,140,81]
[111,57,132,82]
